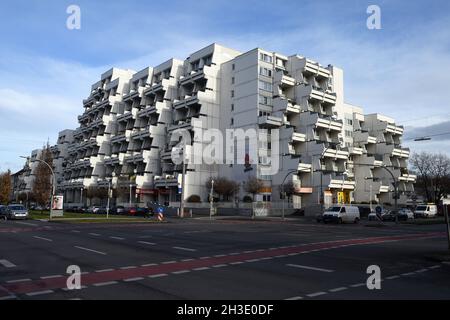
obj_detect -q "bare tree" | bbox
[206,177,240,201]
[279,181,295,202]
[0,170,12,205]
[243,176,264,201]
[32,144,53,208]
[410,152,450,204]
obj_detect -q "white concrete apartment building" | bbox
[54,43,415,212]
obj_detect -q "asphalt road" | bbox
[0,217,449,300]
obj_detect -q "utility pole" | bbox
[210,179,214,220]
[179,147,186,218]
[444,205,450,250]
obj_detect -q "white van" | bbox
[414,204,437,218]
[322,205,360,224]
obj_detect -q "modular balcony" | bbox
[258,115,283,128]
[391,147,410,158]
[304,84,336,105]
[329,179,356,190]
[154,174,180,188]
[298,163,312,173]
[385,123,404,135]
[143,78,170,96]
[302,59,332,78]
[273,96,300,114]
[274,70,296,88]
[322,148,349,160]
[137,105,157,118]
[292,132,306,143]
[399,173,417,182]
[313,114,343,132]
[179,65,215,86]
[122,87,143,102]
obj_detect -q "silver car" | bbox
[7,204,29,220]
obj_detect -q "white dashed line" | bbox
[172,270,190,274]
[386,275,400,280]
[74,246,107,255]
[71,230,81,233]
[285,296,303,300]
[212,264,227,268]
[193,267,210,271]
[229,262,244,265]
[93,281,118,287]
[15,221,38,227]
[123,277,144,282]
[329,287,347,293]
[415,269,428,273]
[89,233,101,236]
[138,241,156,245]
[96,269,114,273]
[33,236,53,242]
[349,283,365,288]
[110,236,125,240]
[401,272,416,276]
[120,266,137,270]
[26,290,54,297]
[173,246,197,252]
[0,259,16,268]
[6,278,31,284]
[0,295,16,300]
[429,265,441,269]
[200,256,211,260]
[141,263,157,267]
[214,254,226,258]
[307,292,327,298]
[40,275,63,280]
[162,261,176,264]
[181,259,194,262]
[149,273,168,278]
[286,264,334,273]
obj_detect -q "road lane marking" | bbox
[172,270,190,275]
[173,246,197,252]
[40,275,63,280]
[0,295,15,300]
[71,230,80,233]
[329,287,347,293]
[96,269,114,273]
[212,264,227,268]
[6,278,31,283]
[285,296,303,300]
[26,290,54,296]
[110,236,124,240]
[349,283,365,288]
[74,246,107,255]
[141,263,157,267]
[0,259,16,268]
[386,275,400,280]
[123,277,144,282]
[214,254,226,257]
[429,265,441,269]
[120,266,137,270]
[162,261,176,264]
[307,292,327,298]
[93,281,118,287]
[149,273,168,278]
[415,269,428,273]
[89,233,101,236]
[33,236,53,242]
[286,264,334,273]
[193,267,210,271]
[401,272,416,276]
[181,258,194,262]
[138,241,156,245]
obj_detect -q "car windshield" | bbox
[416,206,427,211]
[327,207,342,212]
[9,205,25,210]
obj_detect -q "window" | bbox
[230,118,234,125]
[232,63,235,71]
[345,130,353,137]
[259,80,273,92]
[259,94,272,105]
[259,53,273,63]
[231,104,234,111]
[231,77,235,84]
[259,67,272,77]
[231,90,234,98]
[346,119,353,126]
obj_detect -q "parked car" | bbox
[110,206,127,215]
[398,208,414,220]
[127,207,152,217]
[322,205,360,224]
[93,207,107,214]
[414,204,438,218]
[0,205,11,220]
[7,204,29,220]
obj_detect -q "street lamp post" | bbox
[281,169,299,221]
[209,179,214,220]
[106,172,115,219]
[80,187,84,208]
[20,156,55,219]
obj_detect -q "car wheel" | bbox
[354,217,360,224]
[338,218,343,224]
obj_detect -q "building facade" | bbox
[17,43,416,213]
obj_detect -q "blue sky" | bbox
[1,0,450,172]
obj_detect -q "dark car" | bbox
[128,207,152,217]
[0,205,11,220]
[7,204,29,220]
[110,206,127,215]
